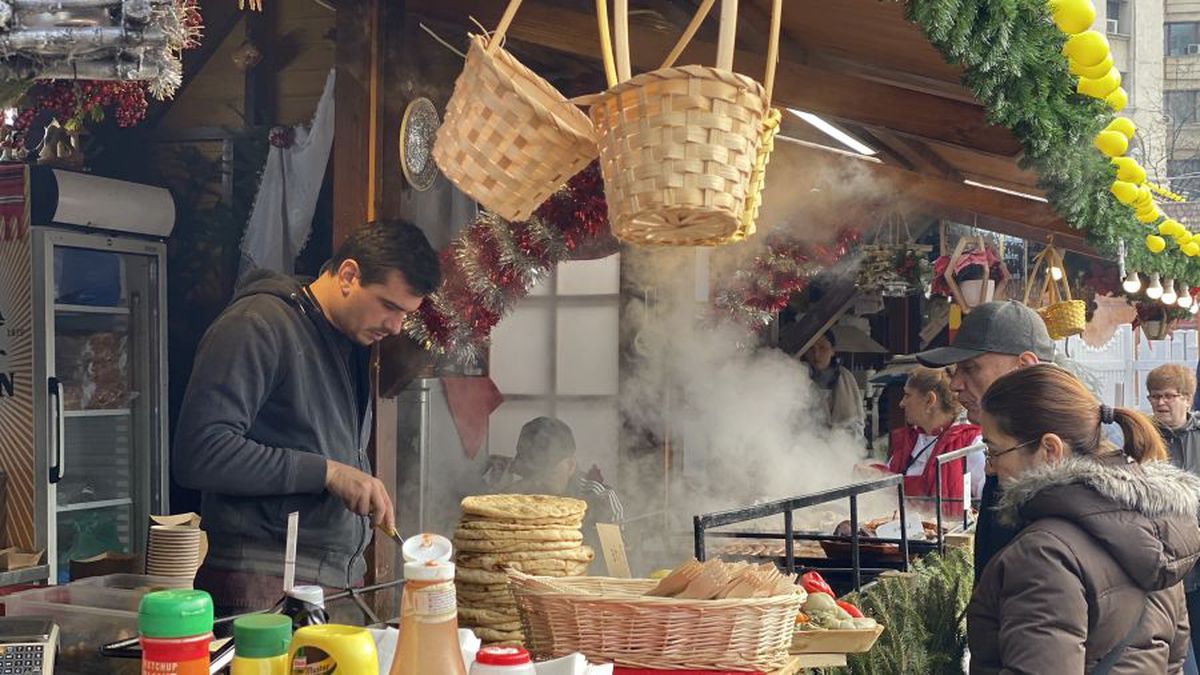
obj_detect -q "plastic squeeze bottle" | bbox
[138,589,214,675]
[231,614,292,675]
[288,624,378,675]
[390,533,468,675]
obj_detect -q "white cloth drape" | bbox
[238,69,336,279]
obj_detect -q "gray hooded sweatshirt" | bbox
[173,270,373,588]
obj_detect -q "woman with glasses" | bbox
[967,364,1199,674]
[1148,364,1200,668]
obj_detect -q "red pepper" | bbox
[801,571,834,597]
[837,600,864,618]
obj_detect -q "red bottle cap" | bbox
[476,645,532,666]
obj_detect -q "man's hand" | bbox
[325,459,395,531]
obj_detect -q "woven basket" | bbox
[433,0,596,221]
[590,0,782,246]
[1023,244,1086,339]
[509,572,802,671]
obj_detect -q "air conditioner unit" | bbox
[1106,18,1120,34]
[1188,43,1200,55]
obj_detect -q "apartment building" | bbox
[1164,0,1200,194]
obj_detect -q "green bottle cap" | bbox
[234,614,293,658]
[138,590,214,638]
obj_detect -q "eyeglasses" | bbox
[984,438,1039,461]
[1147,393,1185,402]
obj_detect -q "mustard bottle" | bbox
[288,624,378,675]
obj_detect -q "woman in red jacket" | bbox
[888,366,984,516]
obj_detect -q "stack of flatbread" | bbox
[646,559,802,600]
[453,494,595,644]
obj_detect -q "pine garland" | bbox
[904,0,1200,286]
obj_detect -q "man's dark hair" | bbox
[322,219,441,295]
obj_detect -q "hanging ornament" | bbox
[231,41,263,71]
[1106,87,1129,112]
[1147,235,1167,254]
[1185,242,1200,257]
[1063,31,1111,66]
[1048,0,1096,34]
[1112,157,1146,184]
[1180,292,1194,309]
[1078,68,1122,99]
[1135,205,1162,224]
[1111,180,1139,204]
[1071,54,1113,79]
[238,0,264,10]
[1132,185,1153,208]
[1147,273,1164,298]
[1094,129,1128,157]
[1105,117,1136,139]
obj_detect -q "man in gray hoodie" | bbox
[173,220,440,615]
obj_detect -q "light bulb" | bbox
[1122,271,1142,294]
[1049,265,1064,281]
[1162,278,1178,305]
[1180,293,1194,309]
[1191,302,1199,315]
[1147,273,1164,299]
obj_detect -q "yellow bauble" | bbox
[1175,233,1193,247]
[1185,242,1200,257]
[1147,234,1167,253]
[1093,130,1128,157]
[1050,0,1096,34]
[1160,219,1186,237]
[1070,54,1114,79]
[1078,68,1122,99]
[1107,87,1128,111]
[1111,180,1139,204]
[1105,116,1136,139]
[1136,207,1161,224]
[1133,185,1153,208]
[1111,157,1147,184]
[1063,30,1110,66]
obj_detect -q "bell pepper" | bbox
[837,600,864,618]
[801,571,834,597]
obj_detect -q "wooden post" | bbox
[333,0,393,602]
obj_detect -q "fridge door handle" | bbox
[48,377,64,483]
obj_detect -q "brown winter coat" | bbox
[968,455,1200,674]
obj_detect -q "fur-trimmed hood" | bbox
[997,455,1200,592]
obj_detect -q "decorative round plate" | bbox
[399,97,440,191]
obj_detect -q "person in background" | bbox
[914,300,1055,581]
[504,417,624,549]
[1148,364,1200,662]
[174,220,441,616]
[887,367,984,515]
[967,364,1195,674]
[801,331,864,438]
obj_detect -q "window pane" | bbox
[488,399,553,461]
[1168,23,1200,56]
[555,304,619,396]
[1167,91,1196,123]
[557,254,620,296]
[556,400,619,488]
[490,303,552,395]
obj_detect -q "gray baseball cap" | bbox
[915,300,1056,367]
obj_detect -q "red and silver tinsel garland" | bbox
[712,228,861,329]
[403,162,613,364]
[406,160,859,362]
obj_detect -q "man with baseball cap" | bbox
[915,300,1056,581]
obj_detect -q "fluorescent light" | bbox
[787,109,877,156]
[963,179,1050,203]
[775,135,883,163]
[2,108,14,126]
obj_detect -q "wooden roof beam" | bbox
[408,0,1023,156]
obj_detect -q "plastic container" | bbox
[4,575,186,673]
[288,624,378,675]
[232,614,292,675]
[280,585,328,631]
[138,589,214,675]
[471,645,536,674]
[391,534,467,675]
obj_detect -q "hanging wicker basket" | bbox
[1023,244,1086,340]
[589,0,782,246]
[433,0,597,221]
[509,572,801,671]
